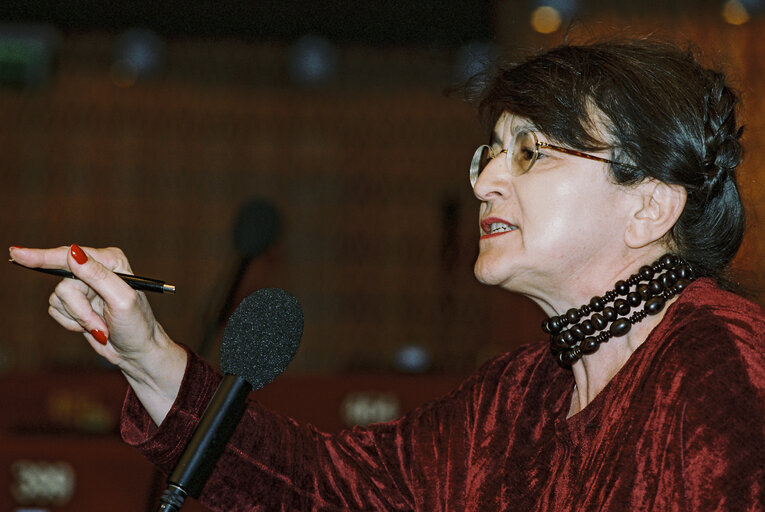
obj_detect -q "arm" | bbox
[123,348,482,512]
[12,244,483,511]
[9,245,186,425]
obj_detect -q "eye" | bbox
[511,130,539,174]
[519,146,536,162]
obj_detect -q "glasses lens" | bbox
[470,145,492,186]
[510,131,537,176]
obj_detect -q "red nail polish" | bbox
[71,244,88,264]
[90,329,108,345]
[10,246,24,250]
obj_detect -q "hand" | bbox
[9,244,186,424]
[12,244,152,361]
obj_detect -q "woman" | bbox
[10,39,764,510]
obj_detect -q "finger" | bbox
[9,245,71,269]
[66,244,137,309]
[49,289,110,346]
[47,272,101,311]
[49,306,110,347]
[48,304,86,333]
[52,279,110,338]
[9,245,134,274]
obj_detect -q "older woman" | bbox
[10,39,764,511]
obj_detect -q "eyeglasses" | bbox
[469,130,637,187]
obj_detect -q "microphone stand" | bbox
[198,257,251,360]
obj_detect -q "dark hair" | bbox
[476,39,745,284]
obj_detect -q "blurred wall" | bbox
[0,34,531,374]
[1,13,763,376]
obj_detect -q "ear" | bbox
[625,180,687,249]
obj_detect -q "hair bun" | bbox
[702,73,742,196]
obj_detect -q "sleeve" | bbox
[679,310,765,511]
[121,347,490,512]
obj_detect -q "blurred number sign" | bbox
[10,460,75,506]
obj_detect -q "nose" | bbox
[473,152,510,202]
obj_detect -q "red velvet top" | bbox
[122,279,765,511]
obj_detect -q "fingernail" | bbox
[10,246,24,250]
[90,329,108,345]
[71,244,88,264]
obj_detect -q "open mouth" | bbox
[481,218,518,237]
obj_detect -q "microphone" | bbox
[198,198,282,359]
[157,288,303,511]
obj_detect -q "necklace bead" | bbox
[627,291,642,307]
[609,317,631,336]
[591,314,607,330]
[639,266,654,280]
[566,308,581,323]
[614,298,631,315]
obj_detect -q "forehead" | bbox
[492,113,536,143]
[496,107,616,146]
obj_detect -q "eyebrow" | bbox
[509,120,535,136]
[491,119,537,147]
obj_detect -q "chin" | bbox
[473,257,512,287]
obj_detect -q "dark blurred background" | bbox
[0,1,763,510]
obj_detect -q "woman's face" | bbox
[472,113,638,305]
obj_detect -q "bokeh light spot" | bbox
[722,0,751,24]
[531,6,563,34]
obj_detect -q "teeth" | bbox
[489,222,516,234]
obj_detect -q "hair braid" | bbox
[701,71,743,198]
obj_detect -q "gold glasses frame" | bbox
[470,130,637,187]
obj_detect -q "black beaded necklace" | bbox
[543,254,695,368]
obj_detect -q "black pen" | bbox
[10,260,176,294]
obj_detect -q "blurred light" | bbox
[394,344,432,373]
[341,391,401,427]
[722,0,751,23]
[0,23,60,89]
[111,28,165,87]
[453,41,495,83]
[289,34,338,88]
[531,6,563,34]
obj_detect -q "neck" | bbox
[526,248,665,318]
[535,253,695,417]
[566,296,678,417]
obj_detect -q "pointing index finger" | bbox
[9,246,72,270]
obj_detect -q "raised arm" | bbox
[9,244,187,425]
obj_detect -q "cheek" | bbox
[520,179,622,248]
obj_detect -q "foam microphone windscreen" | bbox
[220,288,303,389]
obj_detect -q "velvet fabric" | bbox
[122,279,765,511]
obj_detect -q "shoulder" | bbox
[646,278,765,421]
[652,285,765,506]
[654,278,764,369]
[666,277,763,331]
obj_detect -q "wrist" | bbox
[119,325,187,406]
